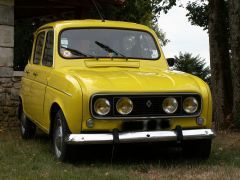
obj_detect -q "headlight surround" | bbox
[94,98,111,115]
[183,97,198,114]
[116,97,133,115]
[162,97,178,114]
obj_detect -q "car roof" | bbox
[37,19,153,32]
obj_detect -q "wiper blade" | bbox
[95,41,126,58]
[61,46,91,57]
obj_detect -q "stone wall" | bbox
[0,72,22,129]
[0,0,16,129]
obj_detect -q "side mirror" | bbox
[166,58,175,67]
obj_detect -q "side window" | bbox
[33,32,45,64]
[42,30,54,67]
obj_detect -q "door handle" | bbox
[33,72,38,76]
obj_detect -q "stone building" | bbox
[0,0,123,129]
[0,0,17,129]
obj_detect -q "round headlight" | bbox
[183,97,198,114]
[162,97,178,114]
[116,97,133,115]
[94,98,110,115]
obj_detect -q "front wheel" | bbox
[182,139,212,159]
[19,106,36,139]
[52,110,70,162]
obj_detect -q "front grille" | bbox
[91,93,202,119]
[113,96,182,117]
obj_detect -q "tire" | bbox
[52,110,70,162]
[182,139,212,159]
[19,106,36,139]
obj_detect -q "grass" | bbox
[1,129,240,180]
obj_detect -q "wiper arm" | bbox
[61,46,91,57]
[95,41,126,58]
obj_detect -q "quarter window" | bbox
[33,32,45,64]
[43,30,54,67]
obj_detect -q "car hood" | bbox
[68,67,205,95]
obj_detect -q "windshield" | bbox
[59,28,160,60]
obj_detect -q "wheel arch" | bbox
[49,102,71,137]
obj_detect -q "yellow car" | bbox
[19,20,215,161]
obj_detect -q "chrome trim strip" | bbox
[66,129,214,145]
[90,93,203,120]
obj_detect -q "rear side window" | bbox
[42,30,54,67]
[33,32,45,64]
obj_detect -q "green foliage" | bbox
[186,0,209,30]
[97,0,177,24]
[173,52,211,84]
[152,0,177,14]
[185,0,229,31]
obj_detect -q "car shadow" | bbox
[67,142,203,165]
[32,130,209,166]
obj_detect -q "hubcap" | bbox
[54,118,63,158]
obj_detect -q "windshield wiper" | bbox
[95,41,126,58]
[61,46,91,57]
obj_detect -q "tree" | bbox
[187,0,240,128]
[186,0,233,129]
[186,0,209,30]
[208,0,233,129]
[173,52,211,84]
[229,0,240,127]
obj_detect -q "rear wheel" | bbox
[182,139,212,159]
[19,106,36,139]
[52,110,70,162]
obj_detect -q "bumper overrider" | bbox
[66,128,215,145]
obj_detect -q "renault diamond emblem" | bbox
[146,100,152,108]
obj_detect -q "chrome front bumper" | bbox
[66,129,215,145]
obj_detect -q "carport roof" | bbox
[15,0,125,19]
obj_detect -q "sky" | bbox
[157,2,210,65]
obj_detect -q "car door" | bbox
[38,29,54,127]
[29,29,54,129]
[28,30,46,126]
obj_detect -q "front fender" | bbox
[44,72,83,134]
[189,75,212,128]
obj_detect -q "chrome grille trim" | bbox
[90,93,203,120]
